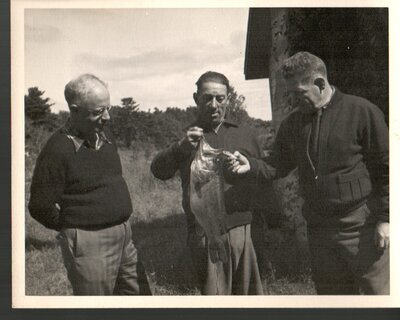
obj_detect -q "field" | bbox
[25,145,316,295]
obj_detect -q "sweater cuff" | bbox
[247,157,259,181]
[225,211,253,230]
[172,139,196,161]
[31,208,61,231]
[377,213,389,223]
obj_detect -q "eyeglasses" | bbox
[199,94,227,104]
[87,105,113,117]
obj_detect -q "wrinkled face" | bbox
[285,73,323,114]
[73,83,111,136]
[194,81,228,126]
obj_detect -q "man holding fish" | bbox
[151,71,272,295]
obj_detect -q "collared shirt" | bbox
[321,86,336,111]
[60,120,112,152]
[212,120,224,134]
[193,117,233,135]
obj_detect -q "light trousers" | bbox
[58,220,151,295]
[188,224,264,295]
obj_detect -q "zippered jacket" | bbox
[253,87,389,224]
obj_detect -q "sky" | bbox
[25,8,272,120]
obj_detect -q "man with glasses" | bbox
[29,74,151,295]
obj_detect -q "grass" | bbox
[25,146,316,296]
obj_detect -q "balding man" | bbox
[29,74,151,295]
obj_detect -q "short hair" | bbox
[195,71,230,92]
[64,74,108,106]
[281,52,327,80]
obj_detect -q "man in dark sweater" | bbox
[151,71,267,295]
[233,52,389,294]
[29,74,151,295]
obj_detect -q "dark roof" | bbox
[244,8,271,80]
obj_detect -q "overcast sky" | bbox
[25,8,272,120]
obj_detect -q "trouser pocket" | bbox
[338,169,372,203]
[58,228,77,256]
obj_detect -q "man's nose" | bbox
[102,109,111,121]
[210,97,218,109]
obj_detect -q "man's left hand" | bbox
[226,151,251,175]
[375,221,390,250]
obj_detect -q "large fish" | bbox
[190,138,234,263]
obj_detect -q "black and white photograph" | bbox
[11,0,400,308]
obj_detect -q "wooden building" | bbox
[244,8,388,128]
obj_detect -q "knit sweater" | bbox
[28,127,133,230]
[254,87,389,224]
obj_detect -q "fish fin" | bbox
[209,247,219,264]
[194,181,202,198]
[209,237,229,264]
[217,240,229,264]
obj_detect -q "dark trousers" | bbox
[307,204,389,295]
[58,220,151,295]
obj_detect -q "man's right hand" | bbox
[178,126,204,149]
[228,151,251,175]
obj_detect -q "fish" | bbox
[190,138,235,263]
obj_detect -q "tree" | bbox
[226,86,250,124]
[108,97,141,147]
[122,97,141,147]
[121,97,140,113]
[56,110,70,127]
[109,93,272,150]
[25,87,61,136]
[25,87,53,120]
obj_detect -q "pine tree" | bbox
[226,86,250,124]
[25,86,60,136]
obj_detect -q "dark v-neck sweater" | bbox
[29,128,133,230]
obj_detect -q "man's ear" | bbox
[193,92,198,105]
[314,77,326,92]
[69,104,78,113]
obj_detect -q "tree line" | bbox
[25,86,273,152]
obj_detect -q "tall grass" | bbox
[25,138,315,295]
[120,149,199,294]
[25,145,200,295]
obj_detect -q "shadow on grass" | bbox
[131,212,315,295]
[25,210,315,295]
[25,236,59,252]
[131,213,199,295]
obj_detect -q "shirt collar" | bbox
[213,121,224,133]
[61,119,112,152]
[187,117,238,133]
[321,86,336,110]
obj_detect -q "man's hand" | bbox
[375,221,389,250]
[226,151,251,175]
[179,126,204,149]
